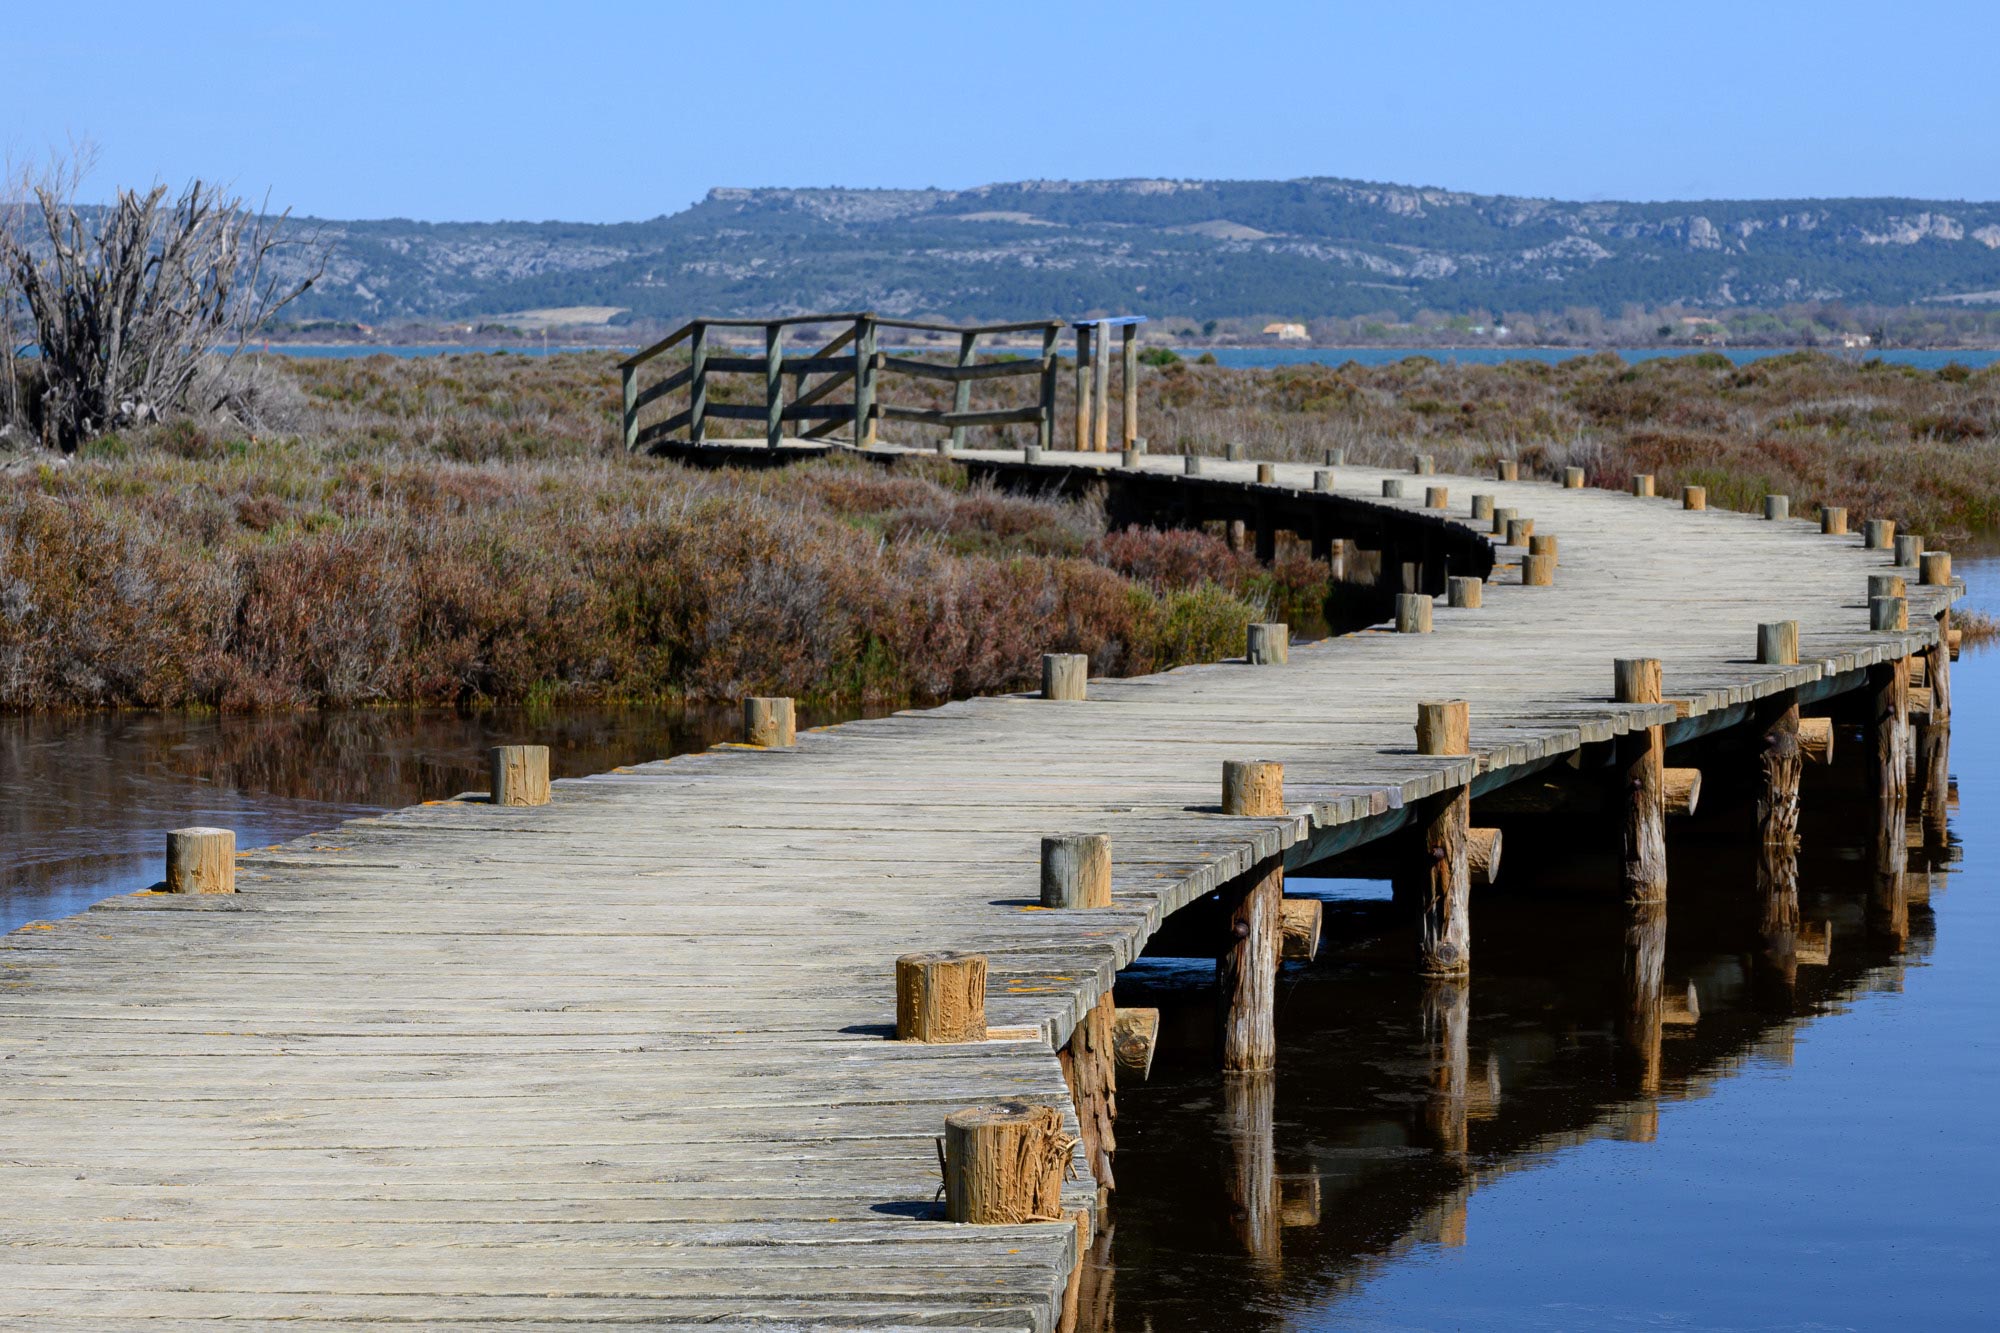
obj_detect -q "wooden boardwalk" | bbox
[0,449,1958,1330]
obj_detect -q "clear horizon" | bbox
[6,0,1999,223]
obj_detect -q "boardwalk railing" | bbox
[619,312,1063,452]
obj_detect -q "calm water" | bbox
[1089,564,2000,1330]
[3,576,1994,1329]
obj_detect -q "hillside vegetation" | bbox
[278,178,2000,328]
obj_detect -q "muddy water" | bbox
[1089,568,2000,1330]
[0,704,870,933]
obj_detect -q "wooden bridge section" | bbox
[0,447,1961,1330]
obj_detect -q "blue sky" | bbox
[5,1,1997,221]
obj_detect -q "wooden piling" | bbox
[765,324,785,448]
[1226,441,1247,462]
[1396,594,1434,633]
[1757,620,1800,666]
[1219,760,1283,1072]
[165,828,235,895]
[1413,453,1435,475]
[896,951,987,1042]
[1470,494,1494,522]
[1764,495,1789,521]
[1614,658,1667,902]
[1121,324,1139,448]
[1894,533,1924,567]
[1415,701,1472,977]
[1918,612,1953,845]
[1058,992,1118,1192]
[1383,479,1404,498]
[1563,466,1585,489]
[1682,485,1706,510]
[1529,533,1558,566]
[1755,690,1803,850]
[1448,575,1483,608]
[1121,446,1140,468]
[1072,325,1092,452]
[1622,898,1667,1091]
[1184,453,1203,476]
[1821,506,1848,535]
[1491,505,1517,536]
[1921,551,1952,586]
[1042,653,1088,700]
[489,745,551,807]
[1246,622,1290,665]
[1505,517,1534,546]
[1631,474,1655,497]
[1324,447,1345,466]
[1869,573,1906,601]
[1864,517,1896,550]
[1871,596,1908,632]
[1426,485,1449,509]
[1313,468,1333,491]
[1092,334,1111,453]
[1422,979,1471,1153]
[1496,459,1519,481]
[742,697,795,748]
[942,1101,1069,1222]
[1222,1071,1279,1262]
[1523,553,1556,586]
[1041,834,1112,909]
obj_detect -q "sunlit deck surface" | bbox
[0,448,1956,1329]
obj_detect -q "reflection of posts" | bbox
[1223,1070,1280,1267]
[1758,839,1802,989]
[1423,978,1471,1155]
[1621,899,1667,1093]
[1871,791,1910,942]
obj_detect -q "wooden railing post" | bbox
[1413,701,1472,977]
[853,316,877,446]
[688,321,709,444]
[1121,323,1139,448]
[1091,323,1111,452]
[620,364,638,451]
[1615,658,1668,902]
[1219,760,1284,1073]
[1073,324,1092,452]
[1037,325,1058,452]
[949,330,977,451]
[764,323,785,449]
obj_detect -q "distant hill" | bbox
[279,178,2000,327]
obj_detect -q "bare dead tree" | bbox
[0,175,326,452]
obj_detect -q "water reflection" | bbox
[0,704,862,932]
[1096,692,1978,1330]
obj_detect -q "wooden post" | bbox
[165,827,235,895]
[1448,576,1482,608]
[764,323,785,448]
[1919,612,1953,845]
[1754,691,1802,850]
[942,1101,1069,1222]
[1279,897,1322,960]
[1092,324,1111,454]
[1869,784,1910,943]
[1757,620,1800,666]
[1615,658,1667,902]
[1219,761,1283,1073]
[1037,325,1058,452]
[1426,485,1449,509]
[1042,653,1088,701]
[1920,551,1952,586]
[1631,474,1655,497]
[1383,479,1405,499]
[1470,494,1494,522]
[1871,595,1908,632]
[620,365,638,450]
[688,321,708,444]
[1682,485,1706,510]
[489,745,550,806]
[1313,468,1333,491]
[1866,656,1911,802]
[1764,494,1789,520]
[944,329,977,451]
[1059,992,1118,1193]
[852,316,878,446]
[1529,533,1558,566]
[1255,462,1275,483]
[1491,506,1516,535]
[1121,323,1138,447]
[1870,573,1906,601]
[1894,533,1924,567]
[1185,453,1204,475]
[1523,553,1556,586]
[1821,506,1848,535]
[1496,459,1519,481]
[742,696,795,747]
[1042,834,1112,909]
[897,951,987,1042]
[1505,517,1534,546]
[1072,325,1092,452]
[1415,701,1472,977]
[1864,517,1896,550]
[1396,593,1433,633]
[1246,623,1289,665]
[1563,466,1585,489]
